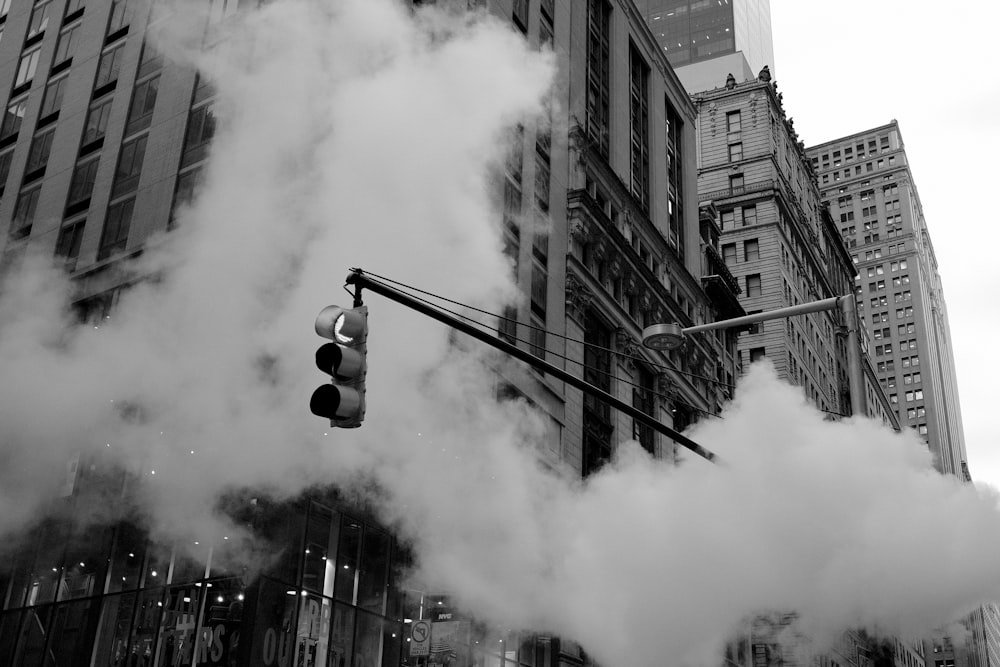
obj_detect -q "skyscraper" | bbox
[807,122,967,476]
[635,0,775,93]
[691,70,897,424]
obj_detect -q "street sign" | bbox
[410,620,430,657]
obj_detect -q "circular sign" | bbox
[412,620,430,643]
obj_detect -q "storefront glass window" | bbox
[329,602,354,667]
[91,592,136,667]
[46,598,98,663]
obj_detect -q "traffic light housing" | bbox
[310,305,367,428]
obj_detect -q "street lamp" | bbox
[641,295,867,417]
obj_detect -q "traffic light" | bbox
[310,305,367,428]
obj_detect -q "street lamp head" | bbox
[641,323,685,351]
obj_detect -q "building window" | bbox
[512,0,528,32]
[749,347,766,363]
[742,205,757,226]
[136,41,164,80]
[726,110,741,134]
[3,98,30,141]
[530,261,547,320]
[27,1,52,39]
[126,74,160,136]
[67,157,101,207]
[182,101,216,166]
[25,127,55,175]
[497,305,517,344]
[629,42,649,210]
[728,142,743,162]
[83,97,114,147]
[583,311,613,475]
[98,197,135,260]
[529,313,546,360]
[54,219,85,269]
[39,76,67,120]
[632,365,656,454]
[744,239,759,262]
[722,243,736,264]
[169,166,203,226]
[95,43,126,90]
[54,23,80,64]
[665,97,684,255]
[15,48,41,88]
[107,0,129,33]
[534,154,550,213]
[0,148,13,193]
[746,274,762,297]
[540,0,554,21]
[729,173,744,190]
[721,210,734,230]
[11,185,42,237]
[586,0,611,157]
[112,135,147,198]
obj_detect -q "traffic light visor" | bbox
[315,306,366,343]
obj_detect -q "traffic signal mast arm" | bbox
[346,270,719,464]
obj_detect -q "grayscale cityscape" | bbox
[0,0,996,666]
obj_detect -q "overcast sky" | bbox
[767,1,1000,490]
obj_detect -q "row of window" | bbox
[874,339,919,356]
[876,355,920,373]
[865,259,909,276]
[867,275,910,292]
[720,204,757,229]
[499,48,552,363]
[821,155,896,183]
[721,238,758,264]
[815,135,891,168]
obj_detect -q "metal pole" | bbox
[680,296,843,336]
[346,270,720,464]
[677,295,869,418]
[840,296,868,418]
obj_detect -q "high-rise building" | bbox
[0,0,742,664]
[691,71,896,425]
[807,122,967,476]
[808,121,977,667]
[634,0,775,93]
[982,603,1000,667]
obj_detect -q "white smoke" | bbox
[1,1,1000,666]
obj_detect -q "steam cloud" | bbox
[1,1,999,665]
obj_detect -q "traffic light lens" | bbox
[334,314,352,344]
[310,384,342,419]
[315,343,342,375]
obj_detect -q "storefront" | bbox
[0,497,554,667]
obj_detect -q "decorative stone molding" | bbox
[591,238,608,263]
[657,373,679,407]
[565,271,594,323]
[569,217,592,243]
[615,327,641,367]
[639,292,653,313]
[748,92,760,127]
